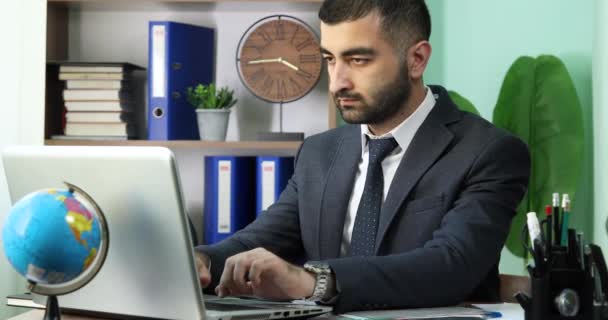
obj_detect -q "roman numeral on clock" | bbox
[258,29,273,47]
[296,69,313,81]
[289,77,302,92]
[295,38,313,51]
[299,54,318,64]
[290,26,301,45]
[277,80,287,100]
[275,22,285,40]
[244,44,263,54]
[250,69,266,83]
[261,76,274,95]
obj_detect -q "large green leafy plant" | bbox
[493,55,584,258]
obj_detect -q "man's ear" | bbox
[406,41,432,81]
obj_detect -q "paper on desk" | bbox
[338,306,501,319]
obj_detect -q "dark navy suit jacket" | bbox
[199,85,531,313]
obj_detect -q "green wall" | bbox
[426,0,594,274]
[593,1,608,257]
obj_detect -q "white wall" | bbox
[0,0,46,318]
[67,2,327,241]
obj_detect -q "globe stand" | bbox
[256,102,304,141]
[44,295,61,320]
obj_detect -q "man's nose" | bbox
[329,63,353,94]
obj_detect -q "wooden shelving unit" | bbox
[44,0,334,149]
[48,0,322,2]
[45,139,302,151]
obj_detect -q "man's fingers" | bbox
[249,258,274,287]
[217,258,236,297]
[195,252,211,288]
[199,266,211,288]
[233,258,253,292]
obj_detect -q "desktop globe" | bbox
[3,188,100,283]
[2,182,109,320]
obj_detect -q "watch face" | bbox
[237,15,323,103]
[305,261,331,274]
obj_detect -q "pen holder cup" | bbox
[523,249,594,320]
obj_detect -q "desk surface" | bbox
[9,303,524,320]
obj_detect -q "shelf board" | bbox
[45,139,302,150]
[48,0,322,2]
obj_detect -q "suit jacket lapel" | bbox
[318,125,361,260]
[375,87,461,250]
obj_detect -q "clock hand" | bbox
[247,57,300,71]
[278,57,299,71]
[247,58,281,64]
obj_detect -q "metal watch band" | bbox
[310,272,329,301]
[304,262,332,302]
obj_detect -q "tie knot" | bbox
[368,137,398,163]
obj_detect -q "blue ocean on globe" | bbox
[2,189,102,284]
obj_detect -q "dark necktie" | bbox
[350,137,399,256]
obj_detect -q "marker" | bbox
[545,205,553,252]
[527,212,542,245]
[527,212,546,273]
[533,238,546,275]
[553,193,561,246]
[561,194,571,246]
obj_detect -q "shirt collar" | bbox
[360,86,437,153]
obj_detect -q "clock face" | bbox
[237,16,323,103]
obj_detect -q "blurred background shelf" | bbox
[48,0,322,2]
[44,139,302,151]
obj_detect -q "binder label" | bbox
[217,161,231,234]
[261,161,276,211]
[151,25,166,98]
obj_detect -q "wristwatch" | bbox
[303,261,334,302]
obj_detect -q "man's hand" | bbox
[195,251,212,288]
[216,248,316,301]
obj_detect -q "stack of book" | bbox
[55,62,144,140]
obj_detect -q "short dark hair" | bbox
[318,0,431,53]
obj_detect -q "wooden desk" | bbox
[10,310,94,320]
[10,304,525,320]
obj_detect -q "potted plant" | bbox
[186,83,237,141]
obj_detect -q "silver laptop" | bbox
[2,146,332,320]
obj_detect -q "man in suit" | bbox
[196,0,531,313]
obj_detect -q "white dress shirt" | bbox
[340,87,437,256]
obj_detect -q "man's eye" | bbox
[351,58,369,65]
[323,56,335,64]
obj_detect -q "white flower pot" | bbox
[195,109,231,141]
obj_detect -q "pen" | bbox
[577,232,585,270]
[568,229,577,267]
[592,262,605,303]
[553,193,561,246]
[560,194,571,246]
[545,205,553,252]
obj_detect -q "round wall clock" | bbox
[236,15,323,104]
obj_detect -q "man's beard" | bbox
[334,68,411,125]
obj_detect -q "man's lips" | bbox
[337,98,360,107]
